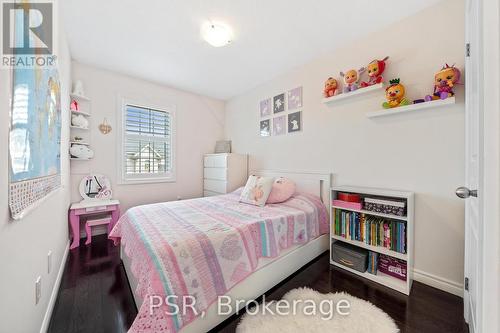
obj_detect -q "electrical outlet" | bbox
[35,276,41,305]
[47,251,52,274]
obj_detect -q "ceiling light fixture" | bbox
[201,21,232,47]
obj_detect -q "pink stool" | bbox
[85,217,112,245]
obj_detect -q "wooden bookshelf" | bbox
[330,185,414,295]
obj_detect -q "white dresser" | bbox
[203,153,248,197]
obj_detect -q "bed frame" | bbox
[121,170,331,332]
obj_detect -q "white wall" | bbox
[225,0,465,293]
[0,5,72,333]
[70,62,225,212]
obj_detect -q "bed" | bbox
[112,170,331,333]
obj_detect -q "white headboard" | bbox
[250,170,332,208]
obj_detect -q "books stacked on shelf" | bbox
[333,209,406,254]
[367,251,378,275]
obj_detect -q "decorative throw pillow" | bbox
[267,177,296,204]
[239,175,274,207]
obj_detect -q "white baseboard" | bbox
[40,241,70,333]
[413,268,463,297]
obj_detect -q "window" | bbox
[119,102,175,184]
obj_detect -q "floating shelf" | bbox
[331,236,408,261]
[70,93,91,101]
[366,97,456,118]
[71,110,91,117]
[323,83,384,105]
[70,157,92,161]
[70,125,89,130]
[332,205,408,221]
[70,141,90,146]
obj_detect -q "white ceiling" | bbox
[62,0,443,100]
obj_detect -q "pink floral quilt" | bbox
[109,191,328,332]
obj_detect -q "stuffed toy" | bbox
[70,99,79,111]
[71,114,89,128]
[361,56,389,87]
[323,77,338,98]
[70,144,94,159]
[425,64,461,101]
[382,78,411,109]
[340,67,365,93]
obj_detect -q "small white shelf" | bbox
[323,83,384,105]
[70,93,91,101]
[332,205,408,221]
[70,125,89,130]
[330,185,414,295]
[70,141,90,146]
[70,157,92,161]
[71,110,91,117]
[331,261,410,295]
[366,97,456,118]
[331,235,408,261]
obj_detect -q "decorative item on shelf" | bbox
[382,78,411,109]
[79,174,112,201]
[360,56,389,87]
[424,64,461,101]
[340,67,365,93]
[70,99,79,112]
[71,113,89,128]
[70,144,94,159]
[71,136,84,142]
[98,118,112,134]
[214,140,231,153]
[323,77,338,98]
[72,80,86,97]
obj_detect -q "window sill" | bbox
[119,177,176,185]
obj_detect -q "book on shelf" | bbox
[333,209,406,255]
[367,251,378,275]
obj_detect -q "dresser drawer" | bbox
[203,190,222,197]
[204,155,227,168]
[204,167,228,180]
[204,179,228,193]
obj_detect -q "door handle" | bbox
[456,187,478,199]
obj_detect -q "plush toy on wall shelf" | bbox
[70,144,94,159]
[323,77,338,98]
[340,67,365,93]
[424,64,461,101]
[71,114,89,129]
[382,78,411,109]
[361,56,389,87]
[70,99,79,112]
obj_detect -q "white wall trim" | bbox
[39,241,70,333]
[413,268,463,297]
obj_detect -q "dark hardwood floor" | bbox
[49,235,468,333]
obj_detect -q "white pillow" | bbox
[239,175,274,207]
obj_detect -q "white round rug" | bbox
[237,288,399,333]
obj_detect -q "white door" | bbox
[458,1,482,332]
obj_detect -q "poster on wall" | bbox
[287,86,302,110]
[273,115,286,136]
[260,98,271,117]
[288,111,302,133]
[260,119,271,137]
[8,3,62,219]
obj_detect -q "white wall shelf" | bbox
[323,83,384,105]
[330,186,414,295]
[70,125,89,130]
[366,97,456,118]
[70,93,91,101]
[70,141,90,146]
[70,157,92,161]
[71,110,91,117]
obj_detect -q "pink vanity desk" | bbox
[69,199,120,249]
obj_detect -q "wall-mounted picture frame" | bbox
[260,119,271,137]
[273,93,285,113]
[260,98,271,117]
[288,111,302,133]
[287,86,303,110]
[273,115,286,136]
